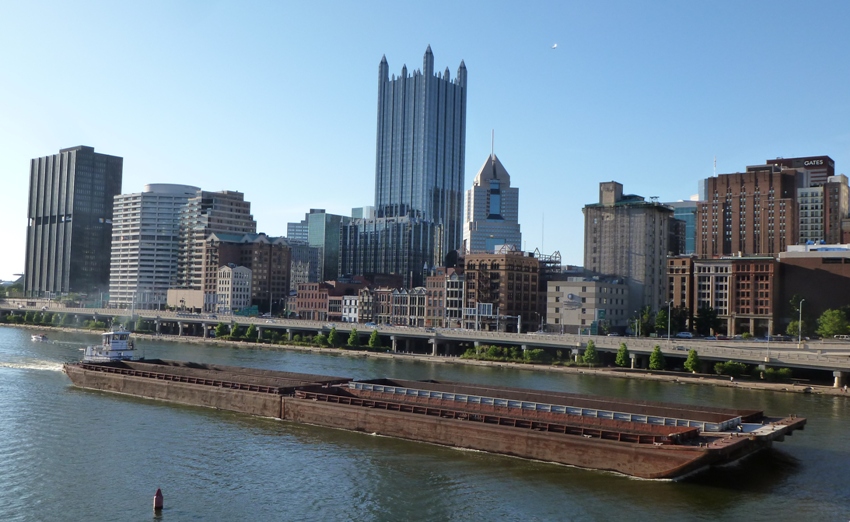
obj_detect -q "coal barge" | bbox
[63,359,806,480]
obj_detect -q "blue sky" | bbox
[2,1,849,281]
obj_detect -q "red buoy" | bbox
[153,488,164,511]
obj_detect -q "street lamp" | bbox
[798,298,806,344]
[667,301,672,343]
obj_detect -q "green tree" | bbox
[786,320,806,338]
[816,309,849,338]
[42,312,54,325]
[654,309,669,338]
[670,305,689,334]
[61,313,72,326]
[649,345,665,370]
[347,328,360,347]
[695,305,721,336]
[135,317,145,332]
[368,329,380,349]
[582,340,599,365]
[245,324,257,341]
[313,333,328,347]
[684,349,701,373]
[614,342,630,367]
[327,327,339,347]
[214,323,228,338]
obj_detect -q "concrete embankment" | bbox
[10,323,849,397]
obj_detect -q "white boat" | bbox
[82,331,136,363]
[31,334,48,342]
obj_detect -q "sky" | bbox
[1,1,849,282]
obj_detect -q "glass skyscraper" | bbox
[374,45,467,256]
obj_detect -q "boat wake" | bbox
[0,359,65,372]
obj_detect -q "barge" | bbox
[63,359,806,480]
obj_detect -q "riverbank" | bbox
[14,323,848,397]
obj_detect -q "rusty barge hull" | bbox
[62,360,806,480]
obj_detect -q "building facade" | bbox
[696,165,798,257]
[370,46,467,276]
[546,278,629,334]
[583,181,673,314]
[462,154,521,254]
[109,184,199,309]
[177,190,256,292]
[463,250,540,332]
[216,264,252,312]
[25,146,123,298]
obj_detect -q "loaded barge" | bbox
[63,359,806,480]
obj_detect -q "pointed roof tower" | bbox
[423,45,434,76]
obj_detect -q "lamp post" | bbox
[798,298,806,345]
[667,301,672,343]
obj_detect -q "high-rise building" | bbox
[25,146,123,298]
[346,46,466,284]
[696,165,798,257]
[109,184,199,309]
[664,201,698,255]
[306,209,349,281]
[766,155,835,187]
[583,182,673,313]
[463,154,521,253]
[463,250,540,332]
[177,190,256,293]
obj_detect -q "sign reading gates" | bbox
[804,159,825,167]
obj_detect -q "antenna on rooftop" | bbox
[491,129,494,157]
[714,156,716,177]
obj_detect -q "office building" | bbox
[25,146,123,298]
[306,209,349,282]
[463,250,540,332]
[546,277,629,335]
[177,190,256,293]
[463,154,521,253]
[109,183,199,309]
[696,165,798,257]
[216,264,252,312]
[351,46,466,283]
[766,155,835,187]
[583,182,673,314]
[664,201,698,255]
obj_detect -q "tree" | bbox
[638,306,653,336]
[786,320,806,338]
[582,340,598,365]
[670,305,689,334]
[135,317,145,332]
[245,324,257,341]
[368,329,380,349]
[654,309,669,338]
[695,305,721,336]
[327,327,339,347]
[215,323,228,338]
[313,333,328,347]
[614,343,630,367]
[347,328,360,347]
[649,345,665,370]
[684,349,701,373]
[816,309,849,339]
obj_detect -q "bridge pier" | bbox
[202,322,208,339]
[257,327,263,341]
[429,339,437,356]
[155,319,161,334]
[178,322,184,337]
[834,371,846,388]
[391,336,398,353]
[287,329,293,341]
[629,353,636,369]
[572,348,581,363]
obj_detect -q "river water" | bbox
[0,326,847,521]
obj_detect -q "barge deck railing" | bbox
[349,382,740,432]
[74,363,283,394]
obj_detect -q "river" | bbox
[0,326,847,521]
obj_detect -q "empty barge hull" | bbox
[63,360,806,480]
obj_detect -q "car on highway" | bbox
[675,332,694,339]
[364,322,377,328]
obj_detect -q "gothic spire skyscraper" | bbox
[374,45,467,256]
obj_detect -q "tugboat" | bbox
[82,331,137,362]
[31,334,48,342]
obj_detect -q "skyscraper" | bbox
[462,154,521,253]
[374,45,467,256]
[342,47,467,286]
[109,183,199,309]
[25,146,123,298]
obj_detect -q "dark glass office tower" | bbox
[24,146,123,298]
[374,46,467,256]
